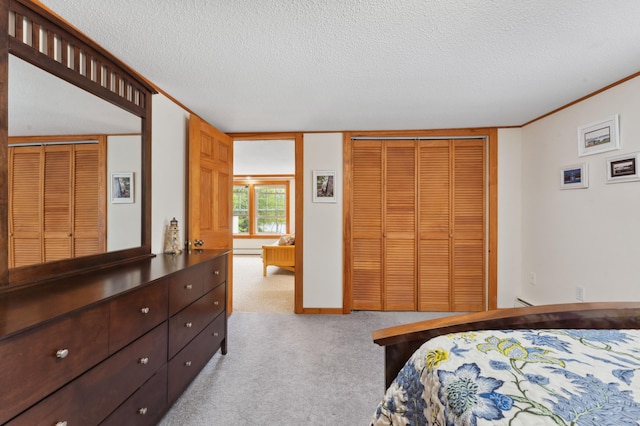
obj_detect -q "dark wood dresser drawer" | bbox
[6,322,168,426]
[109,279,168,353]
[168,263,205,316]
[203,254,227,292]
[168,283,225,359]
[167,312,226,404]
[0,303,109,425]
[101,364,168,426]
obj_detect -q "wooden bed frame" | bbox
[261,244,295,276]
[372,302,640,387]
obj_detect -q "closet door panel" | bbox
[385,239,415,310]
[73,144,104,257]
[452,239,484,311]
[417,141,450,311]
[452,140,485,310]
[9,147,42,267]
[384,143,416,310]
[352,141,383,310]
[453,141,485,239]
[419,239,450,311]
[352,238,382,310]
[43,146,72,263]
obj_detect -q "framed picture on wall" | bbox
[560,163,588,189]
[312,170,336,203]
[578,115,620,157]
[605,152,640,183]
[111,172,134,203]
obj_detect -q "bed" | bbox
[261,235,295,276]
[370,302,640,425]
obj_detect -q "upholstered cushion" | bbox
[277,235,295,245]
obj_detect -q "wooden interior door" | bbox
[188,115,233,312]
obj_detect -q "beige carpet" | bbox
[232,254,294,312]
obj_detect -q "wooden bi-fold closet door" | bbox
[351,138,485,312]
[418,139,485,312]
[351,140,416,311]
[8,142,106,268]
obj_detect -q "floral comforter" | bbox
[371,329,640,425]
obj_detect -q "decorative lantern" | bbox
[164,217,182,254]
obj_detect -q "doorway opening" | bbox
[231,137,301,312]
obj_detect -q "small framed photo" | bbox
[312,170,336,203]
[578,115,620,157]
[605,152,640,183]
[111,172,134,203]
[560,163,588,189]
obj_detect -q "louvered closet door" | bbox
[9,147,42,267]
[417,139,485,312]
[384,142,416,310]
[73,144,104,257]
[8,142,105,267]
[417,141,451,311]
[351,141,383,310]
[43,145,73,262]
[451,140,485,311]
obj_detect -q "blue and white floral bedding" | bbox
[371,329,640,425]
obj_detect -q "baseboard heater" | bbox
[514,298,534,308]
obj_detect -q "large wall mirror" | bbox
[9,55,142,268]
[1,0,155,288]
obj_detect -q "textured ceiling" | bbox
[38,0,640,133]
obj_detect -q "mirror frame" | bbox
[0,0,156,289]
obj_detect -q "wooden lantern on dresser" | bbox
[0,1,229,425]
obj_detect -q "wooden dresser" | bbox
[0,249,228,426]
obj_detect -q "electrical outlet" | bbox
[529,272,536,286]
[575,286,585,301]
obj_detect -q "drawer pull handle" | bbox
[214,270,220,275]
[140,307,150,314]
[214,332,219,337]
[185,322,193,328]
[139,357,149,365]
[185,361,192,367]
[56,349,69,359]
[55,422,68,426]
[185,284,193,290]
[138,407,148,415]
[213,301,219,306]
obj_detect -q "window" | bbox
[233,185,249,233]
[233,180,290,236]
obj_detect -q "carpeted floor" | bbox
[233,254,294,313]
[158,310,460,425]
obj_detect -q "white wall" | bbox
[148,79,640,310]
[519,76,640,305]
[303,133,343,309]
[150,94,189,254]
[107,135,141,251]
[497,128,523,308]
